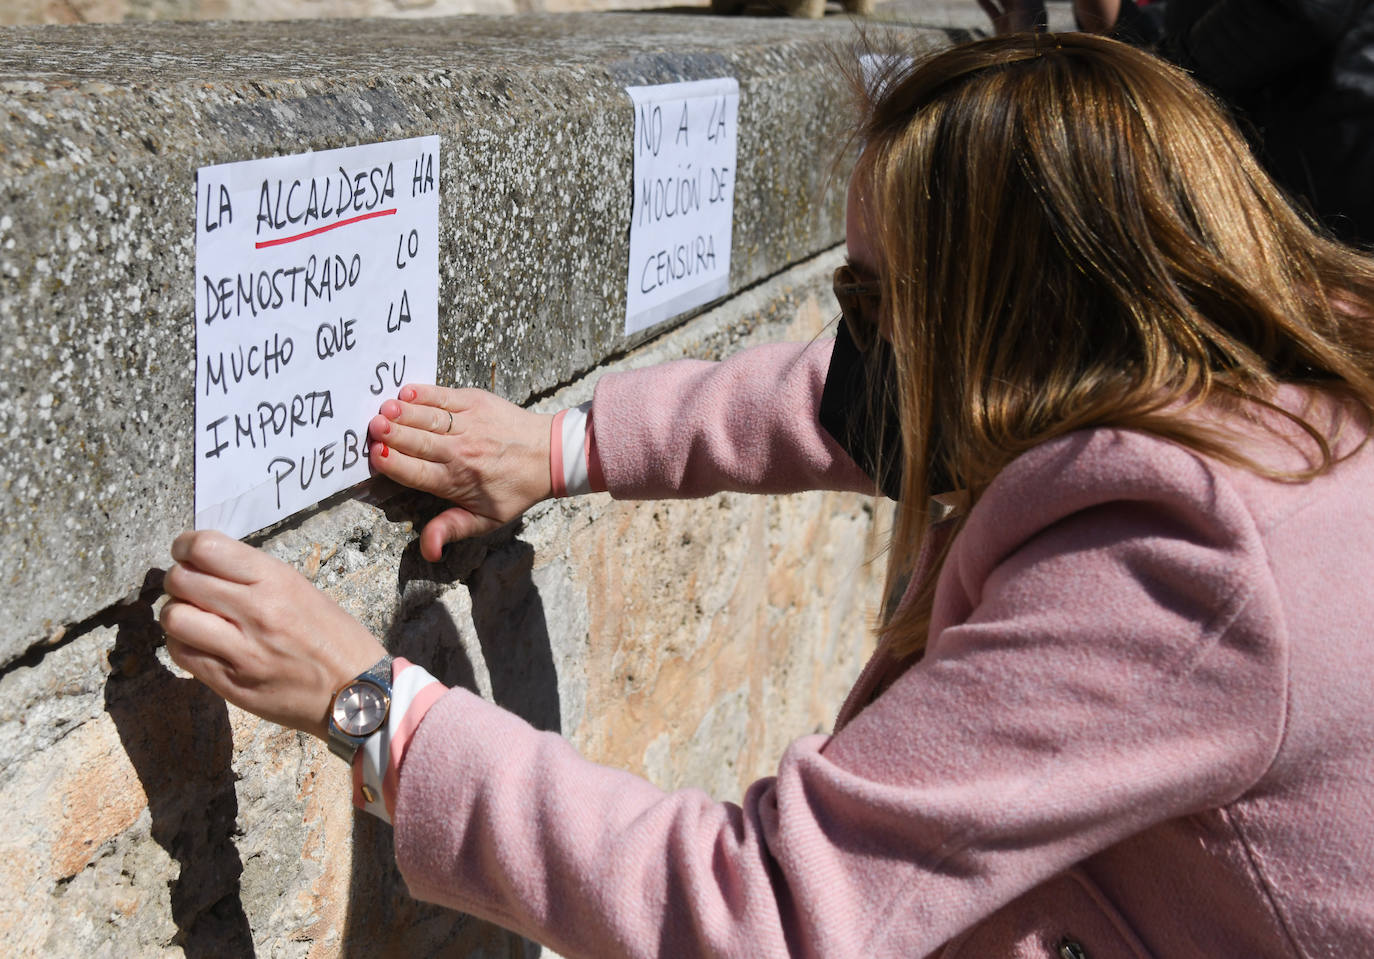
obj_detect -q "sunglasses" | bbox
[833,264,883,351]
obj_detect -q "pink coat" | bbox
[392,338,1374,957]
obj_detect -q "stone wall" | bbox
[0,13,945,956]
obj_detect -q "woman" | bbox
[160,34,1374,956]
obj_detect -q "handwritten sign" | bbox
[624,78,739,335]
[193,136,440,538]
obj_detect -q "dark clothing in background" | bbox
[1117,0,1374,246]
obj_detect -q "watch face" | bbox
[333,681,389,737]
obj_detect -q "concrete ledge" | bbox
[0,14,951,661]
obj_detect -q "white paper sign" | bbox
[193,136,440,538]
[624,78,739,335]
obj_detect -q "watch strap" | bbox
[360,653,394,687]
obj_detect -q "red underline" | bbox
[255,208,398,249]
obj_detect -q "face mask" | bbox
[818,322,952,500]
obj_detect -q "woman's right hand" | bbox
[976,0,1047,33]
[367,385,554,561]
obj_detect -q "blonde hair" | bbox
[848,33,1374,658]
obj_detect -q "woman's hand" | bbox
[368,385,554,562]
[159,530,388,740]
[977,0,1047,33]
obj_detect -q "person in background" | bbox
[985,0,1374,246]
[160,34,1374,957]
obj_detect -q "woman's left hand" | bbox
[159,529,388,741]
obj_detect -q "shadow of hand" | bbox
[104,571,254,958]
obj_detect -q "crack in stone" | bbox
[0,572,166,682]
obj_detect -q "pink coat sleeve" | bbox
[390,430,1289,957]
[589,338,873,498]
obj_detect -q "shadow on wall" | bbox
[342,507,561,958]
[98,503,562,955]
[104,570,255,958]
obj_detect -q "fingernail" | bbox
[377,442,389,458]
[400,387,417,402]
[381,421,391,435]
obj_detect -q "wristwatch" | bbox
[327,654,394,764]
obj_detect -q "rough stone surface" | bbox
[0,251,888,956]
[0,15,951,661]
